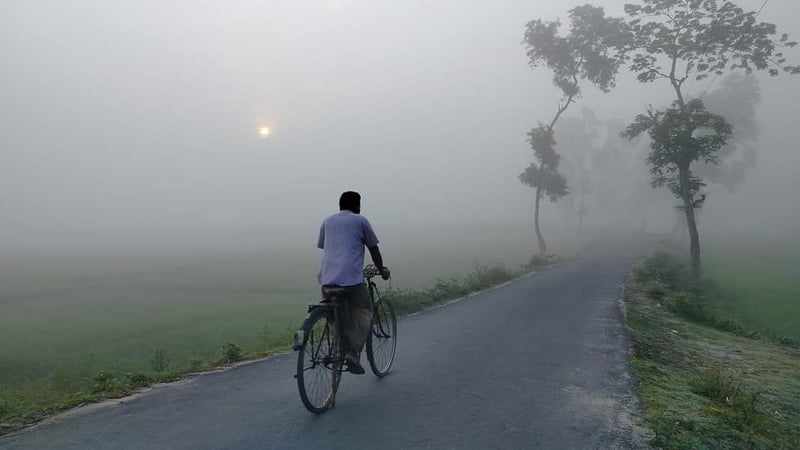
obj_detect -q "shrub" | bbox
[635,251,686,288]
[221,342,242,364]
[125,372,150,388]
[664,291,712,323]
[91,371,124,393]
[382,289,431,315]
[691,367,738,402]
[644,280,668,300]
[428,278,468,302]
[690,367,764,432]
[465,264,513,291]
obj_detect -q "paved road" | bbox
[1,240,650,449]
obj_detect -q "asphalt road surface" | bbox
[1,239,651,449]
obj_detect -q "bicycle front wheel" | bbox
[366,299,397,377]
[296,307,342,413]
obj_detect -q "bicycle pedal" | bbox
[292,330,304,350]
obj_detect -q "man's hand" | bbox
[368,245,389,280]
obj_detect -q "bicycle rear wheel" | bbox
[296,308,343,413]
[366,299,397,377]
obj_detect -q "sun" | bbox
[258,126,271,138]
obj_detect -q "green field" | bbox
[1,223,560,431]
[705,238,800,343]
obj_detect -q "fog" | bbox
[2,0,799,260]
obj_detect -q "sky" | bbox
[1,0,798,255]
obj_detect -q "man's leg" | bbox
[343,283,372,373]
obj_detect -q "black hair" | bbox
[339,191,361,212]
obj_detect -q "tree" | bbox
[620,0,798,277]
[519,127,568,256]
[519,5,628,256]
[623,99,732,261]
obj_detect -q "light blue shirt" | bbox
[317,211,380,286]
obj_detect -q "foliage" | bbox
[383,264,520,315]
[619,0,799,276]
[518,151,568,202]
[221,342,243,364]
[521,5,628,254]
[623,0,799,85]
[635,248,745,333]
[634,250,687,288]
[663,290,714,323]
[624,98,733,209]
[524,5,629,98]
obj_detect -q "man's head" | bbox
[339,191,361,214]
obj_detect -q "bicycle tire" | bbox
[366,299,397,377]
[296,307,343,413]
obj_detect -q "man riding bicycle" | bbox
[317,191,390,374]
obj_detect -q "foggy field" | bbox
[706,239,800,342]
[0,222,554,423]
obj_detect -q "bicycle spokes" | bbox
[297,310,343,413]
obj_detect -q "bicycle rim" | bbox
[297,309,341,413]
[367,299,397,377]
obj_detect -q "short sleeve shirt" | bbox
[317,211,379,286]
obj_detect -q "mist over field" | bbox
[2,0,797,264]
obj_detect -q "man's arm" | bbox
[368,245,390,280]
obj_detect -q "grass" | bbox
[705,239,800,344]
[625,246,800,449]
[0,229,549,435]
[383,263,526,315]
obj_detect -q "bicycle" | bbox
[293,264,397,413]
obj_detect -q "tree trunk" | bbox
[678,164,701,278]
[534,187,546,256]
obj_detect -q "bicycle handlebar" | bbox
[363,264,390,280]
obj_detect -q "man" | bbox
[317,191,390,374]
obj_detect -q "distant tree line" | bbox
[519,0,798,277]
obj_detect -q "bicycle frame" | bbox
[366,279,392,340]
[304,302,347,374]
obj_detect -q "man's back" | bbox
[317,210,379,286]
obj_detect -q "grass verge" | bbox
[625,247,800,449]
[0,260,548,436]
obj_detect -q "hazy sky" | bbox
[2,0,798,254]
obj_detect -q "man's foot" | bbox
[344,353,365,375]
